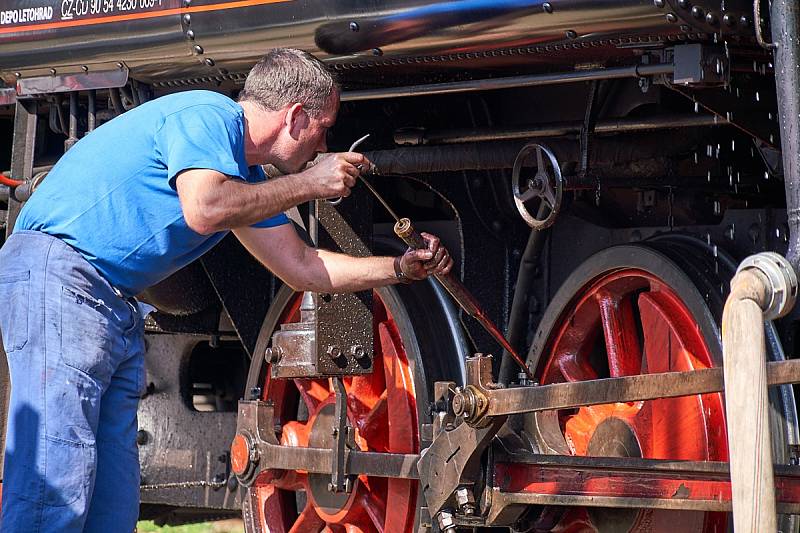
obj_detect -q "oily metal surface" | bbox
[0,0,753,82]
[306,402,353,514]
[481,359,800,418]
[314,189,374,375]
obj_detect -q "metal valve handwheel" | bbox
[512,142,563,230]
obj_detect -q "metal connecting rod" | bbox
[723,252,798,533]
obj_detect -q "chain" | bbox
[140,480,226,491]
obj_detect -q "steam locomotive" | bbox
[1,0,799,531]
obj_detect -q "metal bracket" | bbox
[330,377,355,493]
[671,44,729,86]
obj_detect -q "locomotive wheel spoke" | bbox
[357,391,388,449]
[531,259,730,532]
[596,290,641,377]
[248,290,421,533]
[360,488,387,532]
[269,470,308,492]
[295,379,330,413]
[288,502,325,533]
[556,351,598,382]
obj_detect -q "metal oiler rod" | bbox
[393,217,535,381]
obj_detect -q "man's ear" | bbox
[285,103,306,137]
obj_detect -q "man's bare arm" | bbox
[232,224,452,293]
[175,152,368,235]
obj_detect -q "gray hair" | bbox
[238,48,338,117]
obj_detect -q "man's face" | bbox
[282,92,339,173]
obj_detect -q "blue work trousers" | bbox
[0,230,145,532]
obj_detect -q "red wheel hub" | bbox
[536,269,728,532]
[248,292,419,532]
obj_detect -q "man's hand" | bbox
[299,152,372,200]
[399,232,454,281]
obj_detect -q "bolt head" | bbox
[194,44,204,54]
[182,13,191,24]
[349,21,359,32]
[723,13,735,26]
[705,12,718,25]
[49,68,56,75]
[543,2,553,13]
[653,0,664,7]
[349,345,365,359]
[566,29,577,39]
[327,345,342,359]
[691,6,704,18]
[186,29,195,39]
[136,429,149,445]
[677,0,689,7]
[666,13,678,23]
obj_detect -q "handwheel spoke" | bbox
[596,290,641,377]
[542,186,557,210]
[536,145,545,171]
[519,186,539,203]
[288,502,326,533]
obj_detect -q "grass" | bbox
[136,519,244,533]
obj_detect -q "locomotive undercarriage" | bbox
[2,4,800,529]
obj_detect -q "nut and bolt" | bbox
[349,344,366,360]
[437,510,457,532]
[265,346,283,363]
[455,486,476,516]
[327,345,342,360]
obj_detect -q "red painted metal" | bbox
[536,269,728,531]
[249,292,419,533]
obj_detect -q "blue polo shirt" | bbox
[15,90,289,296]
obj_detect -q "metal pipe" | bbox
[396,114,728,145]
[109,88,124,116]
[64,91,79,151]
[342,63,674,102]
[499,209,548,386]
[771,0,800,274]
[87,90,96,132]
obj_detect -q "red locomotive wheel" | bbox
[244,290,425,533]
[526,245,732,532]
